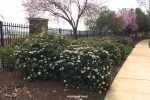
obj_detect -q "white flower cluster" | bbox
[13,33,69,81]
[55,45,111,92]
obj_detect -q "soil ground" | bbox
[0,64,121,100]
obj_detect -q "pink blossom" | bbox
[117,9,138,31]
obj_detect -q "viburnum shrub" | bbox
[13,32,71,80]
[100,40,121,66]
[101,37,127,60]
[110,36,134,45]
[117,44,126,60]
[72,37,124,65]
[55,45,111,93]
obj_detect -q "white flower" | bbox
[101,76,104,79]
[103,67,106,70]
[23,77,26,80]
[87,67,90,70]
[49,64,52,67]
[87,75,91,78]
[78,55,80,59]
[99,91,102,94]
[33,58,37,61]
[77,60,80,63]
[59,68,62,71]
[94,50,98,52]
[65,84,68,86]
[27,76,31,80]
[23,65,26,68]
[38,72,41,75]
[94,68,98,72]
[92,75,95,79]
[107,72,111,75]
[102,81,105,84]
[59,67,64,71]
[64,80,66,82]
[81,71,85,74]
[55,63,58,66]
[107,66,109,68]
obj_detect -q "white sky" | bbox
[105,0,139,11]
[0,0,141,30]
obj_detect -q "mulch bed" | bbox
[0,62,123,100]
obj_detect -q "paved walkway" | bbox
[105,39,150,100]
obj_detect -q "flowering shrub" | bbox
[101,37,127,60]
[72,37,124,65]
[111,36,134,46]
[117,44,126,60]
[55,45,111,92]
[100,40,121,66]
[13,32,71,80]
[107,36,134,59]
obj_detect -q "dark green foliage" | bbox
[85,7,124,34]
[99,40,121,65]
[135,8,150,33]
[124,45,134,55]
[108,36,134,46]
[55,45,111,92]
[0,46,14,70]
[13,32,71,80]
[12,32,134,93]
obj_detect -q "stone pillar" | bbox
[28,18,48,35]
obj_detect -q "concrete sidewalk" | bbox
[105,39,150,100]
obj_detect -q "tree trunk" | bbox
[73,27,78,39]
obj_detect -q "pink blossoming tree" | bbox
[23,0,102,39]
[117,9,138,35]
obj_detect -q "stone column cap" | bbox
[28,18,48,21]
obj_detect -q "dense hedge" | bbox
[71,36,130,65]
[13,32,71,80]
[109,36,134,46]
[55,45,111,92]
[12,33,134,93]
[99,40,121,65]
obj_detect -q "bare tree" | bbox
[23,0,102,39]
[137,0,150,13]
[0,13,5,21]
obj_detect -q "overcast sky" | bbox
[0,0,140,30]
